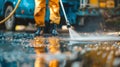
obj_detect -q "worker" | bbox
[34,0,60,36]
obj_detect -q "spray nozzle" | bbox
[67,24,71,28]
[67,23,71,28]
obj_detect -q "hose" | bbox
[0,0,21,24]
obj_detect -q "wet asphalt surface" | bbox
[0,16,118,56]
[0,16,119,67]
[0,31,119,67]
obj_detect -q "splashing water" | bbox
[68,28,120,45]
[69,28,81,45]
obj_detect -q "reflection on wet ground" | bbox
[0,31,120,67]
[0,32,68,67]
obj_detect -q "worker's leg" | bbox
[49,0,60,24]
[34,0,46,36]
[34,0,46,27]
[49,0,61,36]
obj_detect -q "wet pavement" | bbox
[0,31,120,67]
[0,16,120,67]
[0,32,34,67]
[0,31,71,67]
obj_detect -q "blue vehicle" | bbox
[0,0,35,30]
[0,0,79,30]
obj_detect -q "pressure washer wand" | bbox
[59,0,71,28]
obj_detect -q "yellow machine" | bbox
[89,0,115,8]
[90,0,99,7]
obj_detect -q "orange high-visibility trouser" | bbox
[34,0,60,27]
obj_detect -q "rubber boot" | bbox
[51,24,58,36]
[35,27,44,36]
